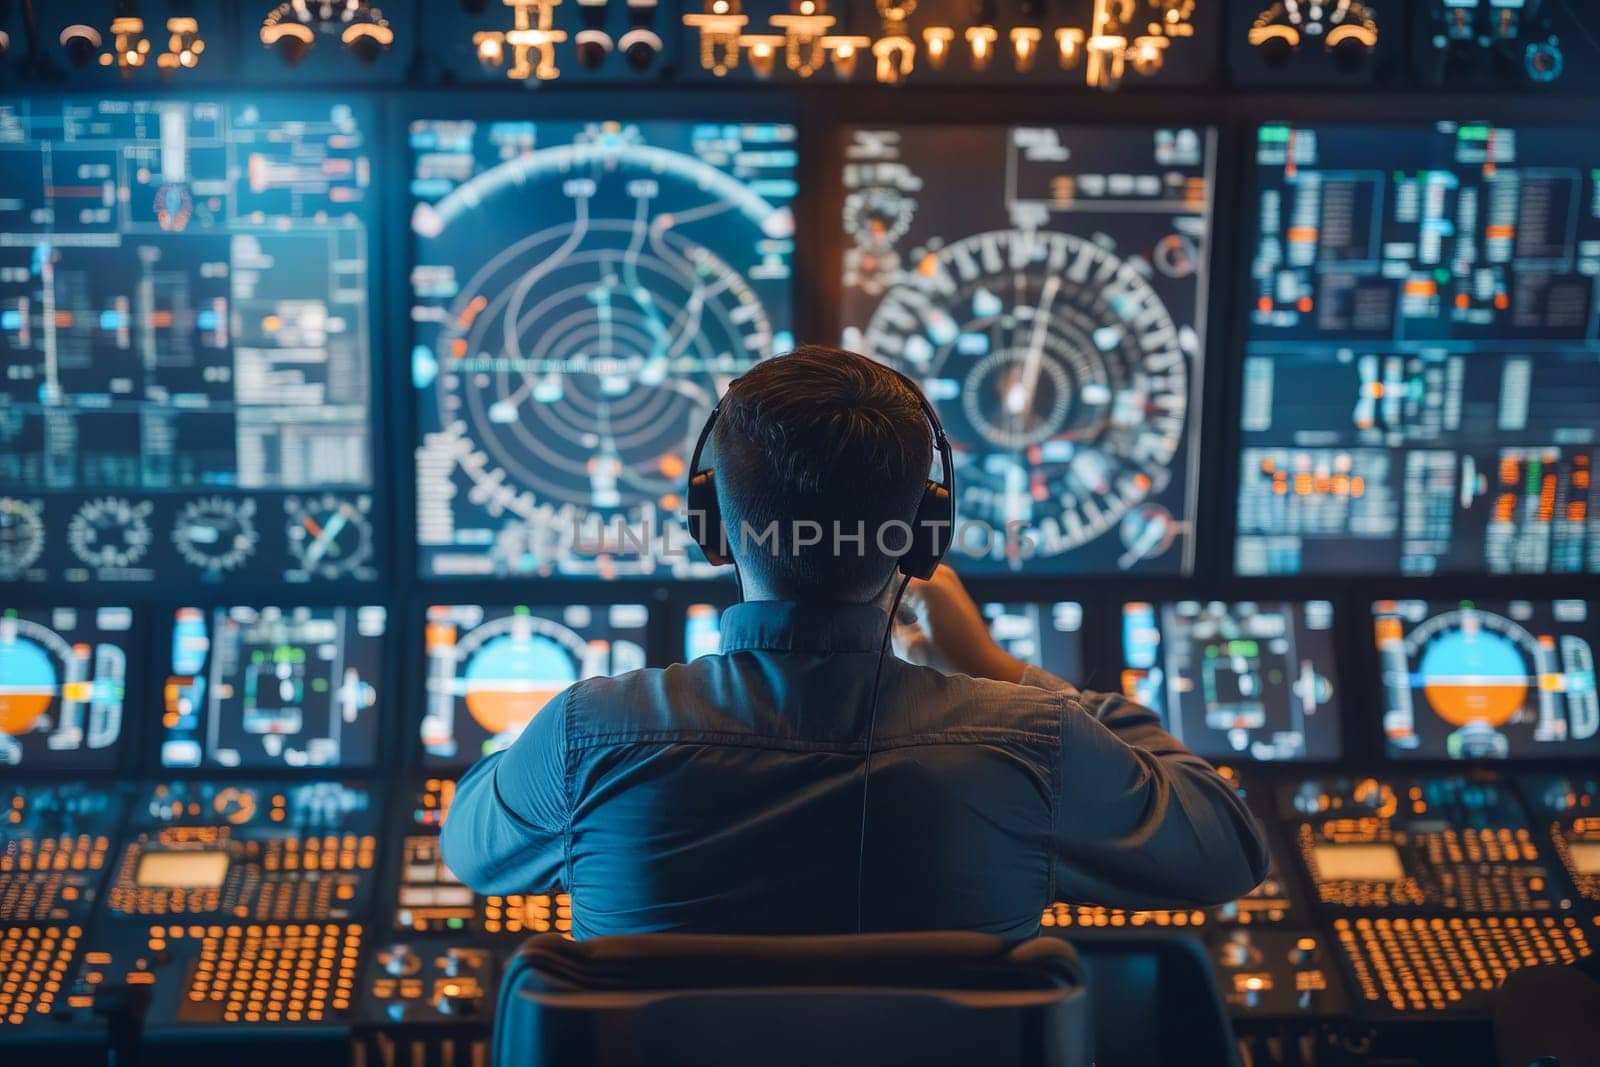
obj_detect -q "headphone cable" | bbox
[854,572,913,934]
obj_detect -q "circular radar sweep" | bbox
[68,497,154,570]
[172,497,259,576]
[0,498,45,578]
[413,127,794,561]
[863,229,1189,564]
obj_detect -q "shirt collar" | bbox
[719,601,891,655]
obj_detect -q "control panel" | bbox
[1045,766,1348,1023]
[61,780,381,1035]
[0,782,127,1034]
[1282,773,1591,1017]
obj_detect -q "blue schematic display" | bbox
[1122,600,1342,761]
[840,125,1215,576]
[410,120,798,580]
[420,603,649,767]
[1237,122,1600,577]
[1376,599,1600,760]
[0,98,378,587]
[0,605,131,770]
[161,605,387,770]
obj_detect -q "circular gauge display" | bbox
[0,618,62,740]
[863,229,1189,564]
[0,498,45,578]
[154,183,193,232]
[1404,608,1539,728]
[172,497,259,575]
[285,494,374,581]
[68,497,154,570]
[412,124,793,572]
[844,185,917,250]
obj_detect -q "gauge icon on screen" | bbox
[172,497,259,577]
[68,497,155,571]
[0,498,45,579]
[285,494,376,582]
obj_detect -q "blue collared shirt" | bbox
[442,601,1270,941]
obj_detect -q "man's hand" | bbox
[892,564,1030,683]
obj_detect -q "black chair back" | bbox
[493,931,1089,1067]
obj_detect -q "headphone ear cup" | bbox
[687,469,729,566]
[898,479,953,580]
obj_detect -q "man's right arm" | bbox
[897,564,1268,910]
[1039,678,1271,911]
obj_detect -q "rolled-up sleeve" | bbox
[439,686,571,897]
[1039,679,1270,910]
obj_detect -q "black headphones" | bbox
[685,365,955,580]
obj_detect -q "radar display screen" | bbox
[421,603,649,766]
[1376,599,1600,760]
[1237,122,1600,577]
[0,98,377,586]
[410,119,797,579]
[0,605,131,770]
[1122,600,1342,761]
[683,600,1084,684]
[839,125,1215,575]
[161,604,387,770]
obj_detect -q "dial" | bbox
[211,786,257,825]
[285,494,375,581]
[154,183,193,232]
[0,498,45,578]
[67,497,154,571]
[862,228,1189,568]
[844,186,917,250]
[172,497,258,576]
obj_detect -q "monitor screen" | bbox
[1376,598,1600,760]
[682,600,1084,685]
[1236,121,1600,577]
[981,601,1086,684]
[1121,600,1342,761]
[409,119,798,580]
[839,125,1215,575]
[421,603,649,766]
[161,605,387,769]
[0,98,377,586]
[0,605,131,770]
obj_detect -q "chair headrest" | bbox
[511,932,1083,994]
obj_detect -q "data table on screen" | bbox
[1237,121,1600,577]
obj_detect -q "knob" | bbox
[379,945,418,977]
[1259,35,1294,69]
[1525,40,1564,83]
[1288,943,1316,967]
[435,981,480,1016]
[1219,935,1255,969]
[1331,34,1369,72]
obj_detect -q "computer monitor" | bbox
[838,124,1215,575]
[0,97,378,586]
[1375,598,1600,759]
[0,605,132,770]
[420,603,649,766]
[409,119,798,580]
[1236,121,1600,577]
[160,605,387,769]
[1121,600,1342,761]
[682,600,1084,686]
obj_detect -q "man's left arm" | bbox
[439,687,570,897]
